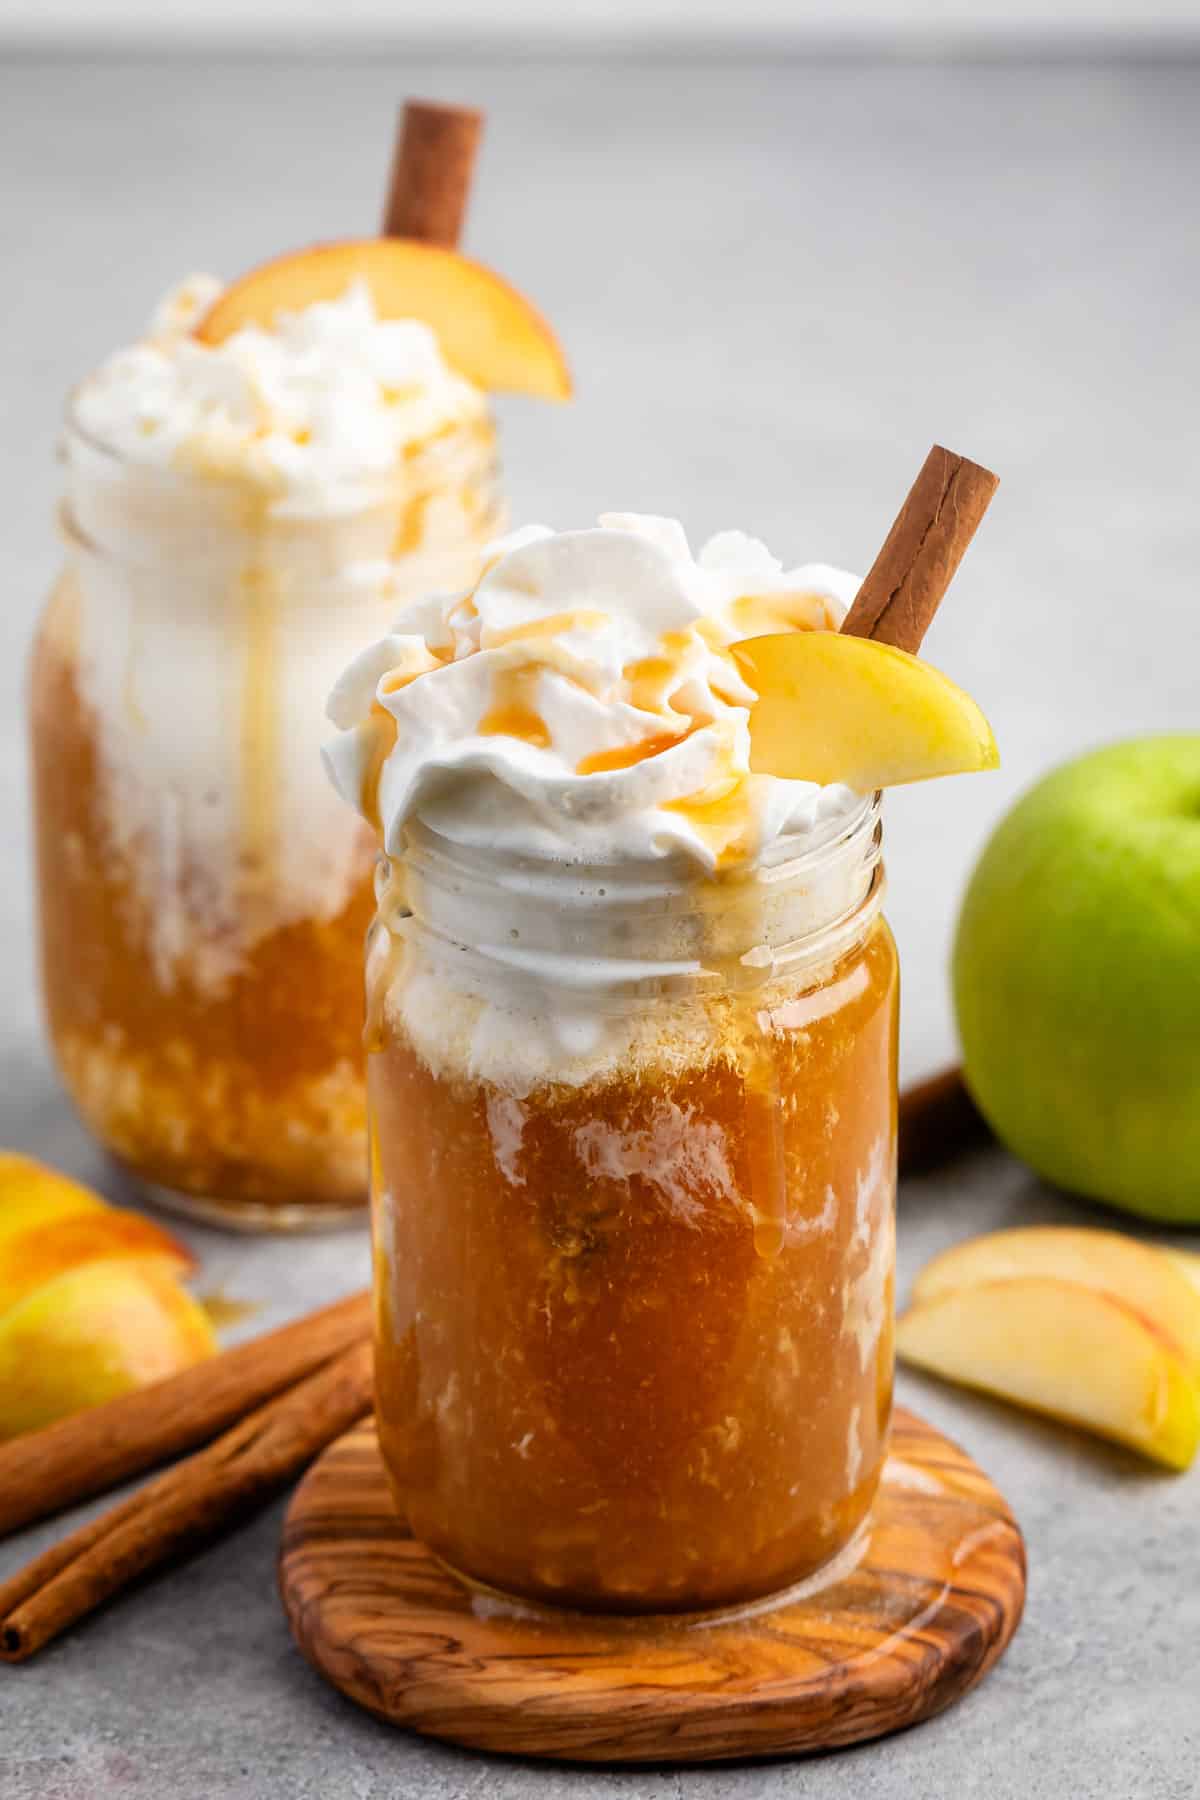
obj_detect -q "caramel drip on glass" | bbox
[696,877,790,1261]
[361,703,399,837]
[363,860,408,1054]
[239,563,280,904]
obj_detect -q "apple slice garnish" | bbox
[912,1226,1200,1377]
[730,631,998,790]
[0,1260,217,1440]
[194,239,571,401]
[896,1276,1200,1470]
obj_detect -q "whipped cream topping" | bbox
[71,276,488,517]
[58,276,501,991]
[325,513,862,874]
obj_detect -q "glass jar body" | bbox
[31,416,502,1230]
[370,808,898,1611]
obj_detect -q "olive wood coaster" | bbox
[279,1407,1025,1765]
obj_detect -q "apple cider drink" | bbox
[31,275,504,1229]
[328,515,902,1609]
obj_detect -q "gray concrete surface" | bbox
[1,49,1198,1800]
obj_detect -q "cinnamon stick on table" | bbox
[0,1340,373,1663]
[898,1066,991,1174]
[841,445,999,656]
[382,99,484,246]
[0,1289,370,1541]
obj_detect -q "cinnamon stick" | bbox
[0,1288,370,1540]
[382,100,483,246]
[841,446,999,655]
[899,1066,991,1174]
[0,1340,373,1662]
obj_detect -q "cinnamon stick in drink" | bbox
[0,1340,373,1662]
[382,100,484,246]
[841,446,999,655]
[0,1289,370,1540]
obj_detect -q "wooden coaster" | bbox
[279,1408,1025,1765]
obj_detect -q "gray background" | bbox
[1,49,1198,1800]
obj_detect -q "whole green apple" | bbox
[953,735,1200,1224]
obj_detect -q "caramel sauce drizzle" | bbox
[392,493,434,558]
[727,590,837,636]
[481,609,608,650]
[360,702,399,836]
[479,666,551,749]
[576,728,696,776]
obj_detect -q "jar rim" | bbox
[401,788,882,904]
[387,793,885,1006]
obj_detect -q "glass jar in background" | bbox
[369,794,897,1613]
[30,407,503,1230]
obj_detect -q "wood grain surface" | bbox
[278,1408,1025,1765]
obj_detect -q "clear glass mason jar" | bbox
[30,407,503,1231]
[369,793,898,1612]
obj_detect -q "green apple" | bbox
[953,735,1200,1224]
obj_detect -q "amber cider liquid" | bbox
[30,592,374,1217]
[371,915,898,1613]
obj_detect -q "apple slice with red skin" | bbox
[897,1275,1200,1470]
[911,1226,1200,1377]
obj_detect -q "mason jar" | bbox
[30,405,503,1231]
[369,793,897,1612]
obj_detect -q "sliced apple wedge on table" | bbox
[0,1195,192,1320]
[0,1153,216,1438]
[0,1150,108,1237]
[912,1226,1200,1376]
[194,239,572,400]
[0,1260,217,1440]
[730,632,998,789]
[897,1277,1200,1470]
[898,1227,1200,1469]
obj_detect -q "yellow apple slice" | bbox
[1163,1248,1200,1299]
[896,1277,1200,1470]
[194,239,572,400]
[0,1151,105,1241]
[912,1227,1200,1377]
[0,1153,195,1319]
[0,1209,195,1323]
[730,631,998,790]
[0,1260,217,1440]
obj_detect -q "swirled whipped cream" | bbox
[71,276,488,516]
[324,513,862,872]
